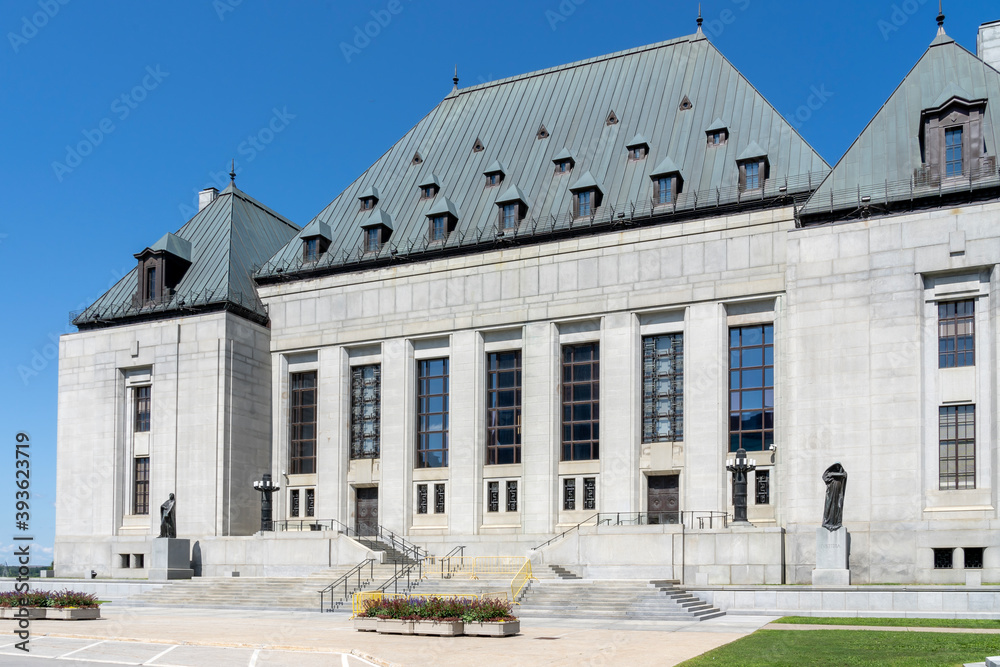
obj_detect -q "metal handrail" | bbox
[438,545,465,578]
[318,558,375,613]
[532,510,733,551]
[531,513,600,550]
[375,553,425,596]
[509,559,533,603]
[273,519,428,562]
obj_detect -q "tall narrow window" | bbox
[939,405,975,490]
[487,481,499,512]
[506,481,518,512]
[417,359,449,468]
[430,215,447,241]
[417,484,428,514]
[434,483,446,514]
[486,351,521,465]
[350,365,381,459]
[289,371,317,474]
[563,478,576,510]
[729,325,774,452]
[745,161,760,190]
[364,227,381,253]
[290,489,300,517]
[945,127,963,177]
[303,238,319,262]
[501,203,518,230]
[145,267,157,301]
[305,489,315,517]
[562,343,600,461]
[755,470,770,505]
[134,386,151,432]
[133,457,149,515]
[583,477,596,510]
[939,300,975,368]
[576,190,592,217]
[642,335,683,443]
[656,176,673,204]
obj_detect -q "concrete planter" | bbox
[0,608,47,620]
[376,618,415,635]
[47,608,101,620]
[413,620,464,636]
[353,616,378,632]
[463,620,520,637]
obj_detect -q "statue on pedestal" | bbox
[821,463,847,531]
[159,493,176,538]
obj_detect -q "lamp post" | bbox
[726,447,756,525]
[252,473,280,532]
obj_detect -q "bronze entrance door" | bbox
[647,475,679,524]
[355,487,378,535]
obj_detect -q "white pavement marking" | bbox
[59,640,107,658]
[341,654,350,667]
[145,644,180,664]
[248,648,260,667]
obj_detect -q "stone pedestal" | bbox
[148,538,193,581]
[812,526,850,586]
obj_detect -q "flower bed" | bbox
[353,596,518,637]
[0,590,101,621]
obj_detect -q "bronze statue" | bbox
[821,463,847,531]
[159,493,176,538]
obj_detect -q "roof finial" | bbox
[452,65,459,93]
[697,3,703,27]
[229,159,236,184]
[936,0,945,32]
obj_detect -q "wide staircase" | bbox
[517,565,725,621]
[133,537,419,612]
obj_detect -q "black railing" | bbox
[531,510,732,550]
[375,553,425,596]
[272,519,428,563]
[437,545,466,579]
[318,558,375,613]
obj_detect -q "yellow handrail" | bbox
[435,556,529,579]
[509,559,533,604]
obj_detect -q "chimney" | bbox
[198,187,218,212]
[978,20,1000,70]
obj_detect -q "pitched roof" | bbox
[74,184,299,328]
[139,232,192,262]
[800,30,1000,222]
[258,32,828,279]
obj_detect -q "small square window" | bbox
[119,554,130,568]
[964,547,984,569]
[420,185,439,200]
[486,173,503,187]
[555,160,573,174]
[629,146,647,161]
[708,130,728,147]
[132,553,144,569]
[360,197,377,211]
[933,548,954,569]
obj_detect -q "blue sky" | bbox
[0,0,995,566]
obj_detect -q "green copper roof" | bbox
[706,117,728,132]
[483,159,507,175]
[74,184,298,328]
[553,147,575,162]
[360,209,394,230]
[801,29,1000,221]
[651,156,682,177]
[300,219,332,241]
[139,232,192,262]
[626,133,650,148]
[496,184,530,206]
[426,196,460,218]
[258,32,827,278]
[736,141,768,161]
[358,185,380,200]
[569,170,605,193]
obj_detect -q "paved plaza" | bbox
[0,605,775,666]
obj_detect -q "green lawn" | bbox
[773,616,1000,629]
[678,629,999,666]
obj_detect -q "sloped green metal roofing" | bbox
[496,184,530,206]
[300,219,332,241]
[800,30,1000,221]
[626,133,650,148]
[258,31,828,278]
[706,117,728,132]
[426,196,460,218]
[140,232,192,262]
[358,185,380,200]
[484,159,507,175]
[74,184,298,328]
[570,171,605,193]
[360,209,394,230]
[651,156,682,177]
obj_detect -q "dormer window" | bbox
[358,185,380,211]
[483,160,506,188]
[706,119,729,147]
[919,92,988,183]
[553,148,576,174]
[495,184,529,233]
[418,173,442,200]
[303,238,320,262]
[360,209,393,255]
[133,232,192,307]
[298,219,332,264]
[626,134,650,161]
[364,227,382,253]
[425,197,459,243]
[650,157,683,208]
[736,142,769,193]
[569,171,604,219]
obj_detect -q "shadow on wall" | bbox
[191,541,202,577]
